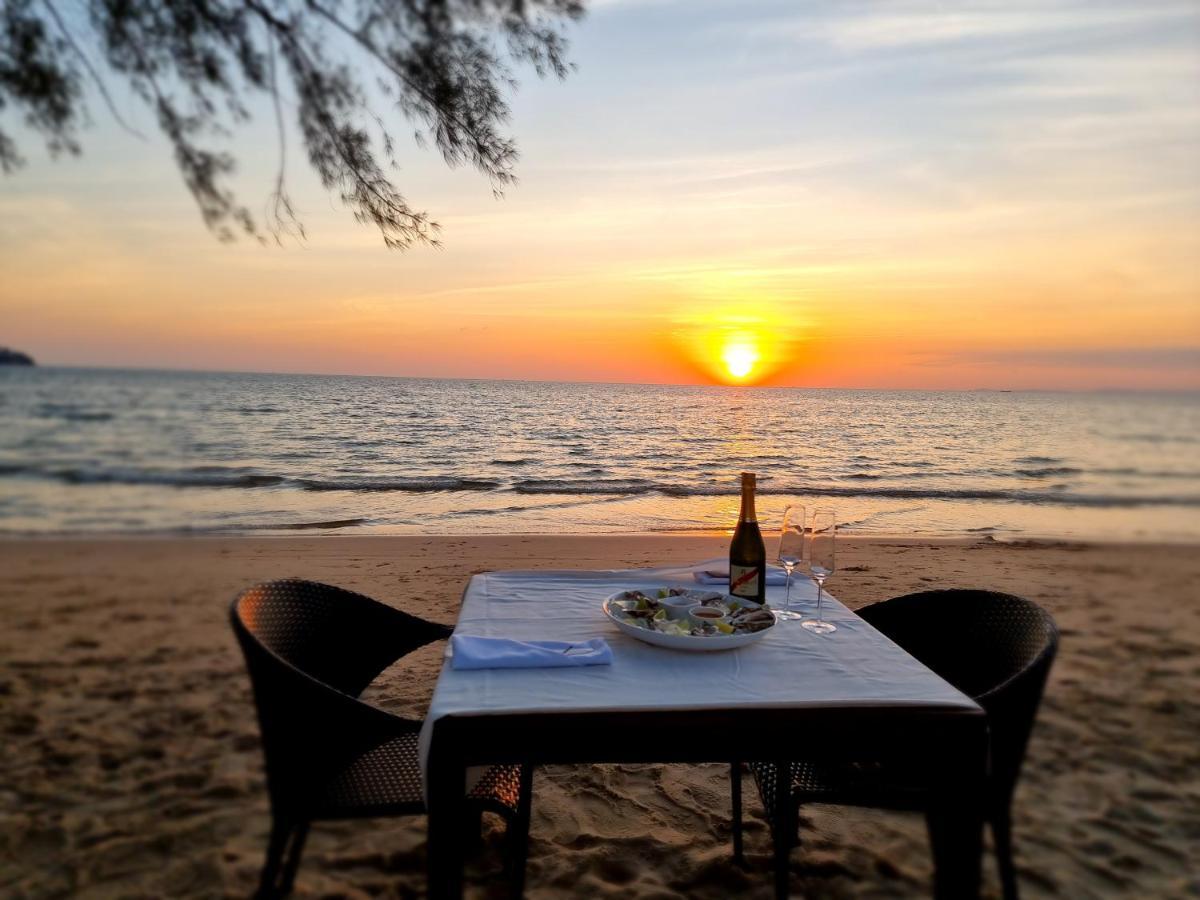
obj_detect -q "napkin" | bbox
[449,634,613,670]
[693,567,792,587]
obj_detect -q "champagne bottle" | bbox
[729,472,766,605]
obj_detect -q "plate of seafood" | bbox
[602,587,777,651]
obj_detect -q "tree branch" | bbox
[0,0,580,247]
[41,0,146,141]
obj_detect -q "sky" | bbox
[1,0,1198,389]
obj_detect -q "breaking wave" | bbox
[1,466,1196,508]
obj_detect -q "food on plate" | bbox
[609,588,774,637]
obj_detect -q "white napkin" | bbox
[449,634,613,670]
[693,566,793,587]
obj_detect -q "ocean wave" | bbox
[1092,467,1200,479]
[512,478,658,495]
[50,467,285,488]
[1014,467,1083,478]
[3,462,1197,507]
[441,494,633,518]
[837,505,929,530]
[1,461,1193,508]
[36,405,114,422]
[1112,432,1197,445]
[297,476,499,492]
[511,476,1199,507]
[241,517,369,530]
[0,464,505,493]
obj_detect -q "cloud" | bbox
[731,0,1199,54]
[820,0,1194,51]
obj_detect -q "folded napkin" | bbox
[449,634,613,670]
[693,567,792,587]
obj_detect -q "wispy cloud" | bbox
[724,0,1196,53]
[815,0,1196,51]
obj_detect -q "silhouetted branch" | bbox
[0,0,583,247]
[40,1,145,141]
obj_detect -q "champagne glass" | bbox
[802,508,837,634]
[775,504,805,620]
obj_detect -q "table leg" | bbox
[927,726,987,900]
[773,760,794,900]
[426,736,467,900]
[927,804,982,899]
[730,761,744,865]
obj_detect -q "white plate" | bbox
[602,589,776,652]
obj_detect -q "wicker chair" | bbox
[230,579,534,899]
[731,589,1058,900]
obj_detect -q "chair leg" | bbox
[507,764,535,899]
[278,820,309,897]
[992,807,1019,900]
[730,761,745,866]
[256,817,292,899]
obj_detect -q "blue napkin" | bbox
[693,567,792,587]
[449,634,613,670]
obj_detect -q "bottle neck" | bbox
[738,474,757,523]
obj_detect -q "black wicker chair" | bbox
[231,579,534,899]
[731,589,1058,900]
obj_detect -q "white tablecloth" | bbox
[418,560,978,793]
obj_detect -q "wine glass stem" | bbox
[785,570,792,609]
[816,578,824,621]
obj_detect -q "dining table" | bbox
[419,561,987,899]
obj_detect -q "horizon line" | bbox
[9,362,1199,395]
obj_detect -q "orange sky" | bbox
[1,1,1198,389]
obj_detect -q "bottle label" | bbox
[729,564,760,598]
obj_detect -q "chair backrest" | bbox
[230,579,450,812]
[858,589,1058,806]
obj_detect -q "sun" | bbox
[670,303,788,385]
[721,340,759,381]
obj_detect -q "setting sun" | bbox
[670,300,797,386]
[722,341,758,381]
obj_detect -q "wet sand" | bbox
[1,535,1197,898]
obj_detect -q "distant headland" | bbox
[0,347,35,366]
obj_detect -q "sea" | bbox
[1,367,1198,541]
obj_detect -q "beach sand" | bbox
[1,535,1197,899]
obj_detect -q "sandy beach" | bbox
[1,534,1197,899]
